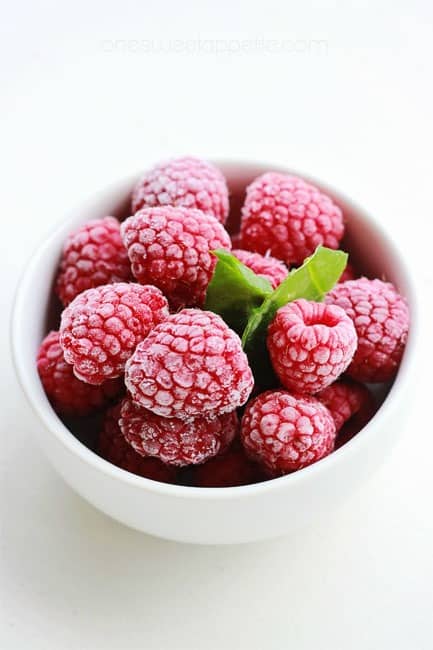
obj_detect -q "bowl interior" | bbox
[13,161,414,484]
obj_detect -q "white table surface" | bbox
[1,2,433,648]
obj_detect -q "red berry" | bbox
[267,299,357,394]
[121,206,231,309]
[60,282,169,385]
[230,232,242,248]
[37,331,122,416]
[55,217,132,306]
[192,445,263,487]
[241,390,336,476]
[125,309,254,419]
[326,278,409,382]
[119,397,239,467]
[317,378,376,434]
[240,172,344,266]
[339,261,357,283]
[131,156,229,224]
[99,403,176,482]
[232,249,288,289]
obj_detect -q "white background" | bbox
[1,1,433,648]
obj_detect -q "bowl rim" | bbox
[10,161,419,501]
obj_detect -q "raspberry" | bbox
[131,156,229,224]
[60,282,169,385]
[240,172,344,266]
[232,249,288,289]
[326,278,409,382]
[121,206,231,309]
[192,445,263,487]
[267,299,357,394]
[241,390,336,475]
[55,217,132,306]
[37,331,122,416]
[317,378,375,434]
[125,309,254,419]
[99,403,176,482]
[119,397,239,467]
[339,261,357,283]
[230,232,242,248]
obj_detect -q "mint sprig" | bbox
[242,246,348,347]
[204,249,272,333]
[204,246,348,386]
[242,246,348,384]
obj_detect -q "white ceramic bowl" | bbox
[11,162,417,544]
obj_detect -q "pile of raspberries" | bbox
[37,157,409,487]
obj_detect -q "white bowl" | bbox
[11,162,417,544]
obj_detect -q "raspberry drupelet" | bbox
[99,403,177,482]
[121,206,232,309]
[56,216,131,306]
[241,390,336,476]
[240,172,344,266]
[37,331,123,416]
[326,278,409,382]
[125,309,254,419]
[131,156,229,224]
[267,299,357,395]
[232,249,288,289]
[60,282,169,385]
[119,397,239,467]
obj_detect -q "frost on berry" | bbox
[267,299,358,394]
[240,172,344,266]
[37,331,123,416]
[119,397,239,467]
[121,206,232,308]
[98,402,176,481]
[131,156,229,224]
[56,216,131,306]
[232,249,288,289]
[125,309,254,419]
[241,390,336,476]
[60,282,169,385]
[326,278,409,382]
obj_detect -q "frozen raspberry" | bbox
[55,217,131,306]
[131,156,229,224]
[121,206,231,309]
[60,282,169,385]
[267,299,357,394]
[317,378,375,434]
[326,278,409,382]
[339,261,357,283]
[37,331,122,416]
[232,249,288,289]
[192,445,263,487]
[218,416,240,454]
[119,397,239,467]
[125,309,254,419]
[241,390,336,476]
[98,403,176,481]
[230,232,242,248]
[240,172,344,266]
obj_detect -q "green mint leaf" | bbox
[242,246,348,386]
[204,249,272,334]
